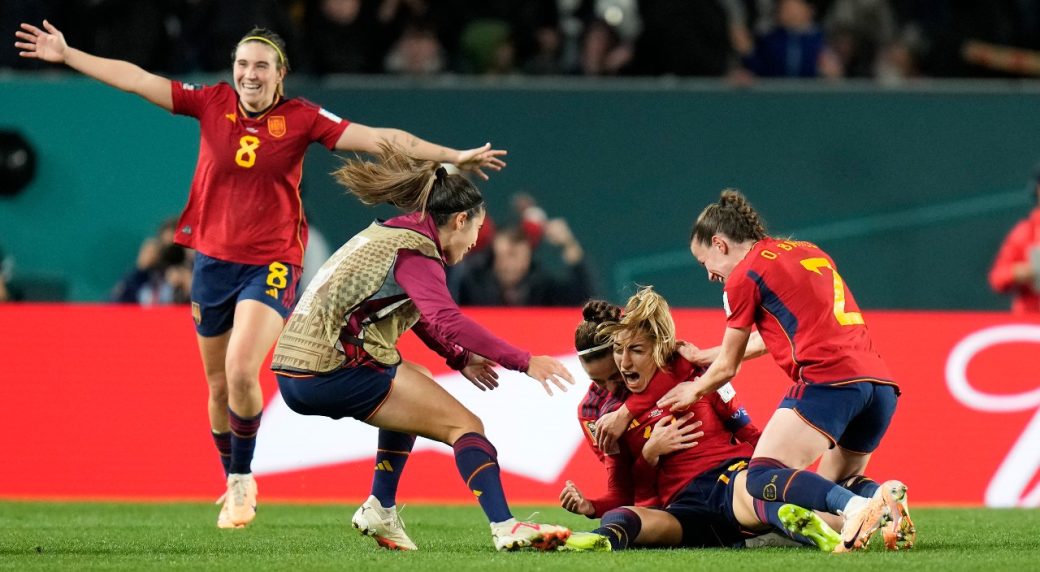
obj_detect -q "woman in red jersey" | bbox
[558,288,841,552]
[272,144,574,551]
[15,20,507,529]
[658,189,915,552]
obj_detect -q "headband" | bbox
[576,340,612,357]
[240,36,285,66]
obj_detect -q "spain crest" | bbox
[267,116,286,138]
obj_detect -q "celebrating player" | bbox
[657,189,915,551]
[15,20,507,529]
[271,144,574,552]
[559,289,841,552]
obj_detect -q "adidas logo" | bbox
[266,288,279,298]
[375,460,394,472]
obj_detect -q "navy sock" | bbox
[746,457,853,514]
[753,499,814,546]
[838,475,880,498]
[452,432,511,523]
[211,431,232,476]
[228,408,261,475]
[371,430,416,508]
[593,508,642,550]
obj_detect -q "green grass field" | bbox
[1,502,1038,570]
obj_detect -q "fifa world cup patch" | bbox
[585,420,597,438]
[267,116,286,138]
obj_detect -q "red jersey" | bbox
[170,81,349,267]
[577,382,627,463]
[724,238,895,387]
[586,357,761,514]
[988,208,1040,314]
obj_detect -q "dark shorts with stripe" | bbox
[665,457,752,548]
[276,363,398,422]
[190,252,302,336]
[778,382,898,453]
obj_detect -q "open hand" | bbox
[15,20,68,63]
[461,354,500,391]
[455,143,507,181]
[525,355,575,396]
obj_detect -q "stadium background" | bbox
[3,2,1040,512]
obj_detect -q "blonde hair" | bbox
[691,188,768,246]
[599,286,676,370]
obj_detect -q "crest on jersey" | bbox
[268,116,287,138]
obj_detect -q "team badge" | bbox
[585,421,597,439]
[268,116,286,138]
[191,302,202,326]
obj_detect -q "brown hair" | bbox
[233,28,290,95]
[575,300,622,362]
[333,142,485,225]
[690,189,768,246]
[599,286,676,370]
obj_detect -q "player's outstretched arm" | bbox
[334,123,507,180]
[15,20,172,111]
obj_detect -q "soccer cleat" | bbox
[351,495,418,551]
[833,494,891,553]
[777,504,841,552]
[558,531,612,552]
[226,473,257,527]
[876,480,915,550]
[490,519,571,551]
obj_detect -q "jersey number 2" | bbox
[235,135,260,168]
[800,257,864,326]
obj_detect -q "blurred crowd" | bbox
[7,0,1040,81]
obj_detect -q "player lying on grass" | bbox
[557,290,842,552]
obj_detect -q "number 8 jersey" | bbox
[724,237,896,387]
[170,81,350,268]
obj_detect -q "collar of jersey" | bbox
[237,94,282,121]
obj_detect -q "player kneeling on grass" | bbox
[558,290,842,552]
[271,144,574,551]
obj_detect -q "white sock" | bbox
[841,495,868,517]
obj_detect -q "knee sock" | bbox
[746,457,854,514]
[838,474,880,498]
[211,430,232,476]
[228,408,262,475]
[370,430,416,508]
[452,432,511,523]
[753,499,815,546]
[593,508,642,550]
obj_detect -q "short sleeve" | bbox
[309,106,350,150]
[724,271,759,330]
[171,81,219,118]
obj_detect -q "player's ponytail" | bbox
[575,300,622,362]
[690,188,768,246]
[334,142,485,225]
[599,286,676,369]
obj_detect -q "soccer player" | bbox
[271,144,575,552]
[658,189,915,551]
[15,21,507,529]
[559,289,841,552]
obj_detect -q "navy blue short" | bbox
[665,457,751,548]
[778,382,898,454]
[276,363,398,422]
[190,252,302,336]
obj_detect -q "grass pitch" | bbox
[1,502,1037,570]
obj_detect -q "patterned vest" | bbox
[272,222,442,374]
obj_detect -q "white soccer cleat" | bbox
[833,493,891,553]
[491,519,571,551]
[351,495,418,551]
[876,480,915,550]
[225,473,257,527]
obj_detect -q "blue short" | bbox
[778,382,898,453]
[665,457,751,548]
[276,364,398,421]
[190,252,301,336]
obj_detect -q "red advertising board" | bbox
[2,304,1038,506]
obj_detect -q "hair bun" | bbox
[582,300,622,323]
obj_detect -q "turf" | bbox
[1,502,1037,571]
